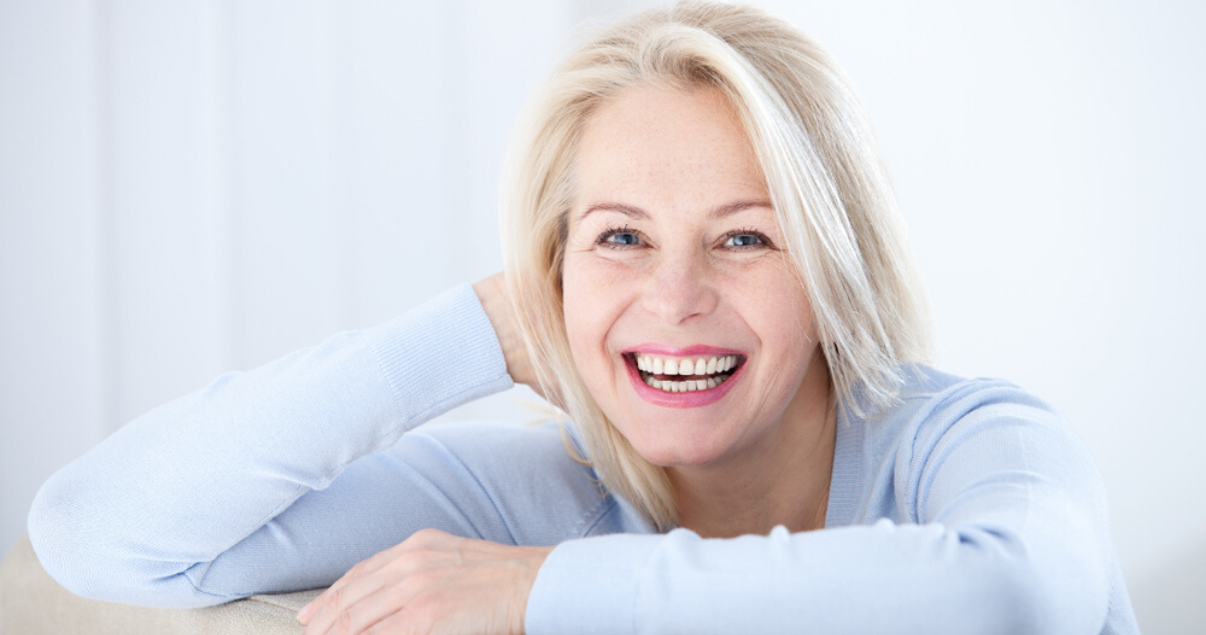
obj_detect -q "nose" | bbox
[642,248,719,325]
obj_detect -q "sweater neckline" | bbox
[824,401,863,529]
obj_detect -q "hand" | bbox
[297,528,553,635]
[473,272,542,396]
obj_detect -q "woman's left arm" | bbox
[521,385,1119,635]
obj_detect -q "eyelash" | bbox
[594,225,773,251]
[721,227,773,250]
[596,224,643,249]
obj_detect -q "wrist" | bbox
[473,273,536,388]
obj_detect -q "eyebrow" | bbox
[575,199,774,223]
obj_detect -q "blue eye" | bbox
[597,226,644,249]
[726,234,761,247]
[722,229,771,249]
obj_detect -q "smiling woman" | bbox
[560,85,835,535]
[500,5,934,537]
[27,2,1138,634]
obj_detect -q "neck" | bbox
[668,351,836,538]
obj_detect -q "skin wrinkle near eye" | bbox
[597,224,776,254]
[571,211,787,266]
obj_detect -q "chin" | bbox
[626,428,733,468]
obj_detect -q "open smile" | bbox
[621,347,748,408]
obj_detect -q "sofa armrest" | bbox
[1,534,323,635]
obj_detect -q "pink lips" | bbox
[624,343,745,358]
[623,344,747,408]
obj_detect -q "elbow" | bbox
[975,549,1110,635]
[27,470,110,601]
[27,472,227,609]
[942,523,1110,634]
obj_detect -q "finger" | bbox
[314,572,436,635]
[298,558,375,624]
[301,530,455,623]
[301,572,389,635]
[301,575,385,635]
[356,594,442,635]
[302,545,452,633]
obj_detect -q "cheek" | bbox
[734,272,817,371]
[561,292,591,371]
[561,257,625,373]
[769,290,815,349]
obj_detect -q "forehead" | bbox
[573,84,769,211]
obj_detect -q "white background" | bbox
[2,0,1202,631]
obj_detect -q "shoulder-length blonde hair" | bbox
[500,0,932,531]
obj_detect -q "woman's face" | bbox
[562,84,825,469]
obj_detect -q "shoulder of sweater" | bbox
[883,362,1059,422]
[855,363,1069,463]
[836,364,1099,528]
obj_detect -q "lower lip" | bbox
[624,356,746,408]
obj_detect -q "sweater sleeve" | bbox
[525,382,1116,635]
[27,285,516,608]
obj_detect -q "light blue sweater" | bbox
[28,285,1139,634]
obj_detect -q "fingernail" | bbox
[297,601,312,622]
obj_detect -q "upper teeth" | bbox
[635,354,738,376]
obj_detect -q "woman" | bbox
[28,2,1138,634]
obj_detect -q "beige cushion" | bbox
[1,534,324,635]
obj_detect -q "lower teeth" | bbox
[640,371,731,393]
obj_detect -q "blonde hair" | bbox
[500,1,932,530]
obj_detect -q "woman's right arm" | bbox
[27,283,520,608]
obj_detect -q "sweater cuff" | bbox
[364,284,513,428]
[525,533,664,635]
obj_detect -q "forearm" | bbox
[528,518,1108,635]
[27,285,513,606]
[526,389,1115,635]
